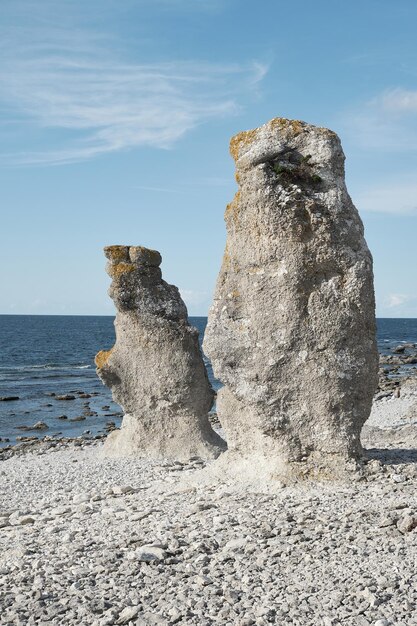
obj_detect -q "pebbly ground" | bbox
[366,376,417,431]
[1,386,417,626]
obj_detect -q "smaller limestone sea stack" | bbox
[204,117,379,481]
[96,245,225,460]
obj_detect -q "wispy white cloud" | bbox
[0,53,267,165]
[378,293,417,317]
[376,292,417,317]
[354,180,417,215]
[0,2,268,165]
[386,294,410,309]
[381,88,417,113]
[179,288,211,310]
[341,88,417,152]
[342,88,417,216]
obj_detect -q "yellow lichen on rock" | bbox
[129,246,162,266]
[108,263,136,277]
[104,246,130,262]
[95,348,113,369]
[270,117,337,139]
[230,118,308,163]
[269,117,305,136]
[230,118,336,164]
[222,245,231,271]
[229,129,258,161]
[224,191,241,225]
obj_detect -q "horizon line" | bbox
[0,313,416,320]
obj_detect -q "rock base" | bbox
[102,414,226,461]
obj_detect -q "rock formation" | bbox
[203,117,378,480]
[96,245,225,460]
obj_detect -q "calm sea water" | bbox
[0,315,416,446]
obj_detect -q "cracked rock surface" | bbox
[204,117,378,481]
[96,245,224,460]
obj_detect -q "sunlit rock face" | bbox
[96,245,225,460]
[203,117,378,481]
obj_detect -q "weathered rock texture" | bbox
[96,245,225,460]
[203,117,378,480]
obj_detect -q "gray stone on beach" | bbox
[135,545,166,562]
[203,117,378,481]
[396,513,417,534]
[96,245,225,460]
[16,421,49,432]
[118,606,140,623]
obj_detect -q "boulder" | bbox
[203,117,378,481]
[96,245,225,460]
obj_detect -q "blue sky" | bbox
[1,0,416,317]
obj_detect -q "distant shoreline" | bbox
[0,314,416,320]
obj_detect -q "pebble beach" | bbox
[1,376,417,626]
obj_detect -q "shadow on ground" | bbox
[365,446,417,466]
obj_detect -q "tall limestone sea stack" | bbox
[203,117,379,480]
[96,245,225,460]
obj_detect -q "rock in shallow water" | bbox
[96,245,225,460]
[203,117,378,481]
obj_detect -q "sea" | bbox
[0,315,416,447]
